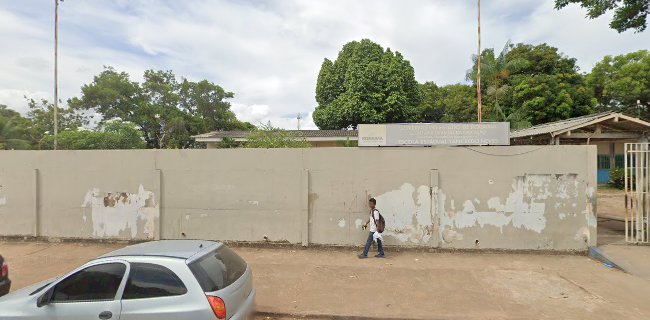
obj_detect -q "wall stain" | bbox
[81,184,158,239]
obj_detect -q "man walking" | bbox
[359,198,385,258]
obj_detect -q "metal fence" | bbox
[625,143,650,244]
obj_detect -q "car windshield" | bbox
[187,246,246,292]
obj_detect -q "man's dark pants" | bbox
[362,232,384,256]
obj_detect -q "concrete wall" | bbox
[0,146,597,250]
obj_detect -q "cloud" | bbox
[231,103,271,124]
[0,0,648,129]
[232,103,317,129]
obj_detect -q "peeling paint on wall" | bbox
[338,218,346,228]
[81,184,158,239]
[584,186,597,228]
[354,219,363,229]
[0,184,6,207]
[440,174,586,243]
[375,183,433,244]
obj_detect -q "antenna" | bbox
[297,113,302,130]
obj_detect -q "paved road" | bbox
[2,241,650,319]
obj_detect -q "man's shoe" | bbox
[358,254,368,259]
[374,254,385,258]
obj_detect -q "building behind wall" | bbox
[511,112,650,184]
[193,130,359,148]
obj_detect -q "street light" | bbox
[53,0,63,150]
[477,0,482,123]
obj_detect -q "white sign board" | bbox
[358,123,510,147]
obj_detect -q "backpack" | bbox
[372,209,386,233]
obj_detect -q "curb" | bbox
[588,246,626,272]
[0,236,588,256]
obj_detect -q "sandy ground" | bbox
[2,240,650,320]
[597,189,626,220]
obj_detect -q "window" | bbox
[598,155,611,170]
[52,263,126,303]
[123,263,187,300]
[188,246,247,292]
[615,155,625,168]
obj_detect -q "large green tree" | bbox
[313,39,422,129]
[555,0,649,33]
[587,50,650,118]
[417,82,477,123]
[69,67,253,149]
[467,43,595,126]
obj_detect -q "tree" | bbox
[511,73,594,124]
[0,105,32,150]
[42,120,146,150]
[587,50,650,118]
[244,122,311,148]
[101,120,147,149]
[505,43,579,76]
[466,41,527,109]
[26,98,88,147]
[217,137,240,148]
[69,66,253,149]
[486,103,532,130]
[466,43,595,126]
[417,82,477,123]
[313,39,422,129]
[555,0,649,33]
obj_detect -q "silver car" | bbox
[0,240,255,320]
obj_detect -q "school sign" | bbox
[358,123,510,147]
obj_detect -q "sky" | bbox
[0,0,648,130]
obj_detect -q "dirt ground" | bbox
[597,188,626,220]
[2,240,650,320]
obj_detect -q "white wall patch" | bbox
[375,183,433,244]
[81,184,158,239]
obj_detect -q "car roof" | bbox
[101,240,221,260]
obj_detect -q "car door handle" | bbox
[98,311,112,319]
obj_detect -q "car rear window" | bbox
[122,263,187,300]
[188,246,247,292]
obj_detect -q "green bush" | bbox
[608,167,625,189]
[244,122,311,149]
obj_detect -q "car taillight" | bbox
[207,296,226,319]
[1,261,7,278]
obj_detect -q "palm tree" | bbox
[466,41,529,128]
[467,40,525,105]
[492,102,531,130]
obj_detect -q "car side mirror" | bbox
[37,288,53,308]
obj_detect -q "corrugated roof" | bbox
[510,112,616,138]
[193,129,358,140]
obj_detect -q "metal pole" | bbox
[477,0,482,123]
[640,143,650,242]
[625,143,629,242]
[54,0,59,150]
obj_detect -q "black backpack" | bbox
[372,209,386,233]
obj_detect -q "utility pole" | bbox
[54,0,61,149]
[477,0,482,123]
[297,113,302,130]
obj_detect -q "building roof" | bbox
[510,112,650,139]
[101,240,220,259]
[193,129,358,141]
